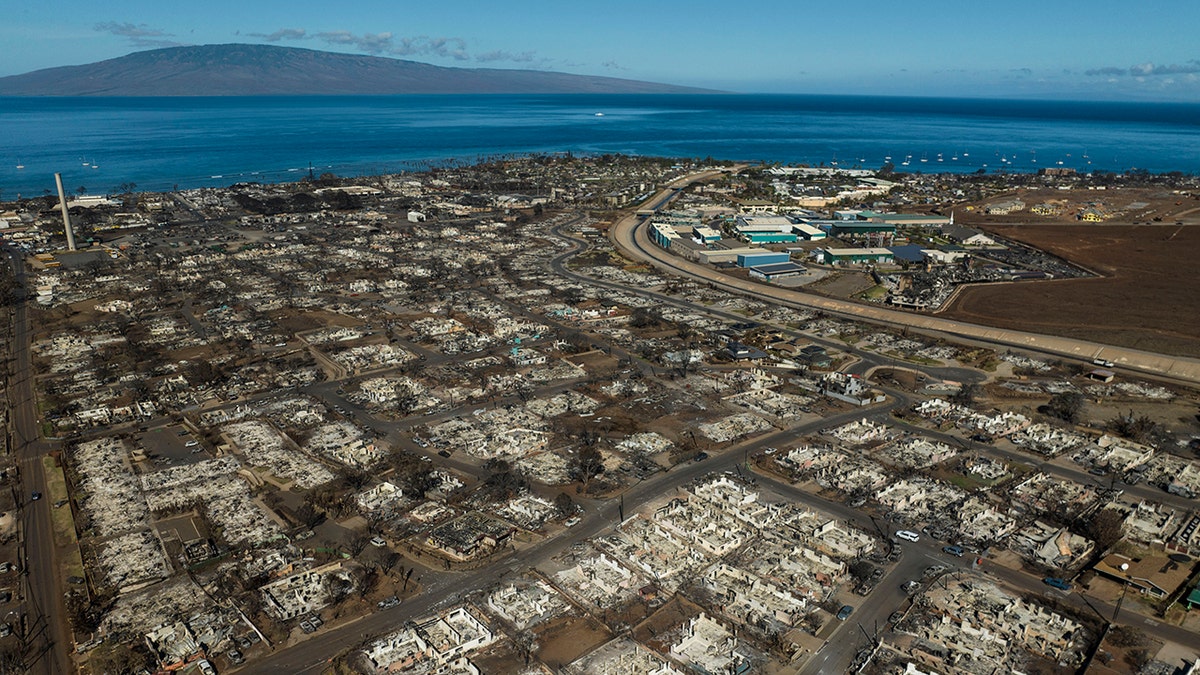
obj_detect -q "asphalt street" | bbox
[5,245,71,675]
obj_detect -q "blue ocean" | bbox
[2,94,1199,197]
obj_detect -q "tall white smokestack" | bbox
[54,173,76,251]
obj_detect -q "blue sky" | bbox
[4,0,1200,100]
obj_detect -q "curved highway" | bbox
[610,177,1200,385]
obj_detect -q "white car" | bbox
[895,530,920,542]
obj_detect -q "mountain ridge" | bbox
[0,44,716,96]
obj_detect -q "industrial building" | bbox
[743,231,797,244]
[854,210,951,227]
[830,221,897,237]
[791,222,827,240]
[735,214,799,243]
[748,262,807,281]
[736,252,790,268]
[816,248,895,266]
[695,247,764,265]
[650,222,680,248]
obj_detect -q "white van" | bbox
[895,530,920,542]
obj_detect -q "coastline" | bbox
[3,93,1199,197]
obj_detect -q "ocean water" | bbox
[2,94,1199,198]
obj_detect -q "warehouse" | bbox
[696,247,764,265]
[735,215,799,243]
[748,262,807,281]
[855,210,951,227]
[792,222,827,240]
[817,248,895,266]
[670,238,709,261]
[736,215,794,232]
[830,221,897,237]
[692,226,722,243]
[737,252,790,268]
[650,222,680,248]
[742,231,798,244]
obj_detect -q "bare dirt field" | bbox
[944,223,1200,358]
[532,615,612,668]
[808,271,877,299]
[471,638,533,674]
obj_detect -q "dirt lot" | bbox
[632,596,706,653]
[958,186,1200,226]
[532,615,612,668]
[944,223,1200,358]
[808,271,876,299]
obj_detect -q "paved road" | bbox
[608,196,1200,385]
[4,246,71,675]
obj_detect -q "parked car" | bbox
[943,545,965,557]
[197,660,216,675]
[377,596,400,610]
[901,580,921,593]
[888,611,905,624]
[836,605,854,621]
[227,649,245,665]
[895,530,920,542]
[30,492,41,501]
[693,452,709,462]
[1043,577,1073,591]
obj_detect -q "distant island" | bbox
[0,43,715,96]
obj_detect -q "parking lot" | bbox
[139,425,209,467]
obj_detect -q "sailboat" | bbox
[15,160,24,170]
